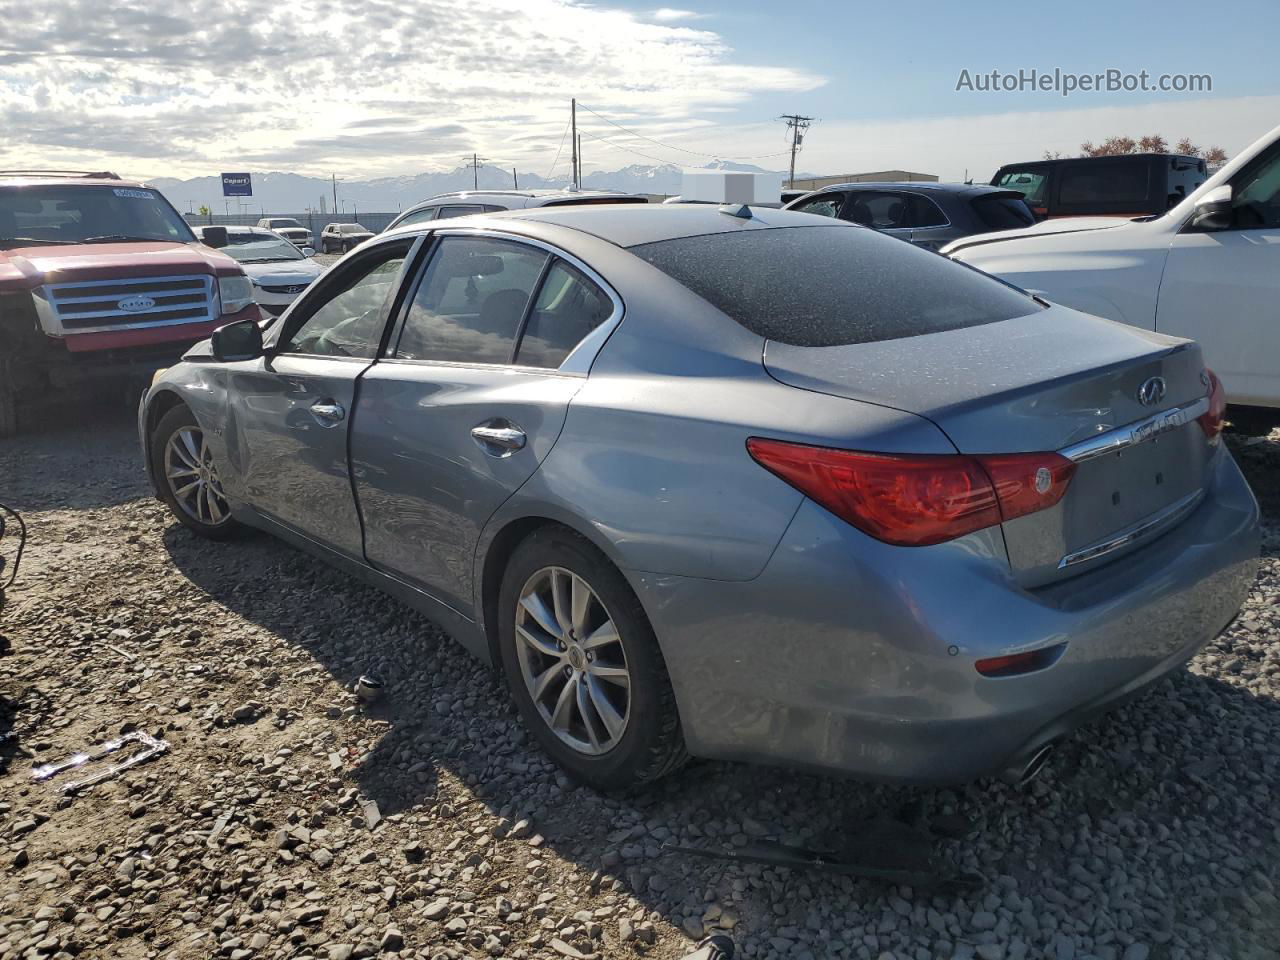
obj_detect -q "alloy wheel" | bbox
[164,425,231,526]
[514,566,631,755]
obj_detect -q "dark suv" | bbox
[992,154,1208,220]
[785,182,1035,250]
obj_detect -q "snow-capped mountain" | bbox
[147,161,794,212]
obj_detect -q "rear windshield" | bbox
[993,169,1048,204]
[630,225,1041,347]
[972,195,1037,230]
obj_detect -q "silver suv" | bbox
[320,222,375,254]
[385,189,646,231]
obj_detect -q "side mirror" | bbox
[202,226,229,248]
[211,317,264,362]
[302,247,315,257]
[1190,184,1233,231]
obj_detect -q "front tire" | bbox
[497,527,687,791]
[150,405,244,540]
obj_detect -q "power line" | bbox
[545,119,571,179]
[575,127,683,167]
[577,103,792,162]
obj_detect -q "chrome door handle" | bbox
[471,424,526,452]
[309,400,346,424]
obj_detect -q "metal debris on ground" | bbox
[354,674,384,703]
[685,934,735,959]
[30,730,169,793]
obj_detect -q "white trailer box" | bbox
[679,169,784,206]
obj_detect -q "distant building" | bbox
[787,170,939,190]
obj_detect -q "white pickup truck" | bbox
[945,123,1280,434]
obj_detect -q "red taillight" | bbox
[746,438,1075,547]
[1197,368,1226,444]
[975,643,1065,677]
[977,452,1076,522]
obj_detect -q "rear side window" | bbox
[1059,161,1149,205]
[630,226,1040,347]
[515,262,613,368]
[906,194,948,227]
[972,195,1036,230]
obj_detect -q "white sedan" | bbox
[194,226,326,318]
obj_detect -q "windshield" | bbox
[0,184,195,248]
[268,219,302,229]
[340,224,368,234]
[216,233,305,262]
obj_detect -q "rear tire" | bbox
[150,405,245,540]
[497,527,687,791]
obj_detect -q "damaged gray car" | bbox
[139,204,1260,790]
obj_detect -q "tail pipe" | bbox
[1001,741,1057,787]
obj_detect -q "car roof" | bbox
[995,153,1200,170]
[195,225,274,236]
[455,204,855,249]
[0,175,145,188]
[804,181,1012,198]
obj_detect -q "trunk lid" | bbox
[764,306,1214,585]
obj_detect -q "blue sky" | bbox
[622,0,1277,124]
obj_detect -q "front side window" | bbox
[395,237,549,363]
[1232,143,1280,229]
[790,194,843,218]
[630,225,1041,347]
[397,207,439,227]
[516,261,613,368]
[282,243,409,358]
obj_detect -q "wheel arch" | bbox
[474,509,638,667]
[141,387,191,496]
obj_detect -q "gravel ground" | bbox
[1,407,1278,960]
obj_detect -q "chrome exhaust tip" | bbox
[1001,742,1056,787]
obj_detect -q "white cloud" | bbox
[649,8,708,21]
[0,0,819,178]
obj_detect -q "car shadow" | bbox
[162,514,1280,950]
[1,401,149,513]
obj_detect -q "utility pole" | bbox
[331,174,339,216]
[779,114,814,188]
[571,99,578,189]
[473,153,479,190]
[512,167,518,189]
[577,134,583,187]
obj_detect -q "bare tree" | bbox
[1072,134,1228,163]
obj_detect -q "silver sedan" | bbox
[139,205,1260,790]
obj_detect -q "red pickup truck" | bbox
[0,170,258,436]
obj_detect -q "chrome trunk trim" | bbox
[1060,396,1210,464]
[1058,488,1205,569]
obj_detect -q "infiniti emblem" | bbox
[1137,376,1166,407]
[117,294,156,312]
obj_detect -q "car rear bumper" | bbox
[631,445,1260,783]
